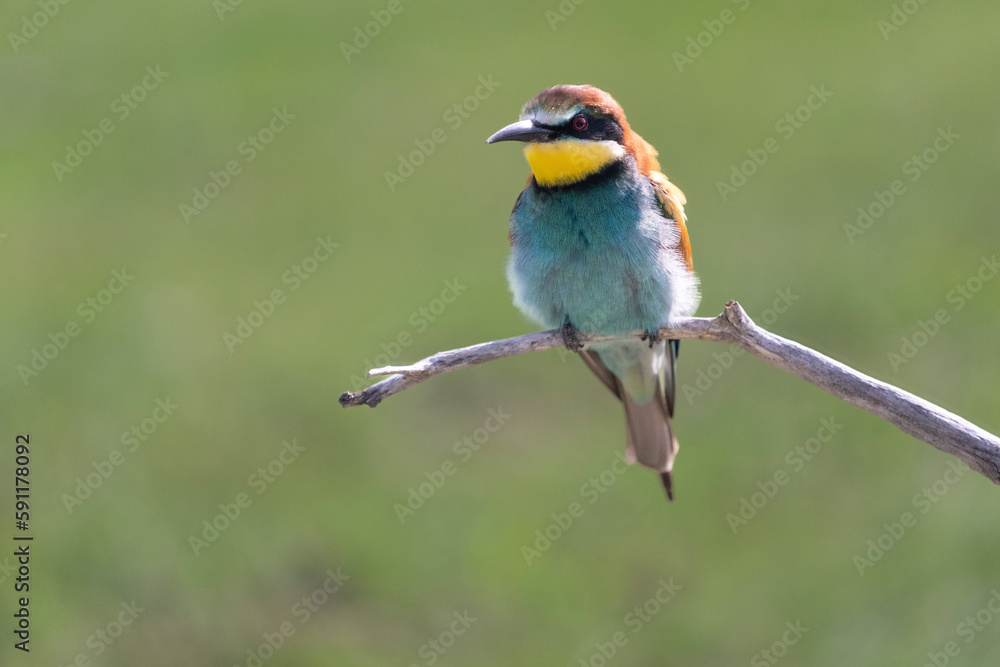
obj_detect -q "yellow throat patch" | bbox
[523,140,625,187]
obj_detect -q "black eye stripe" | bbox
[532,113,624,143]
[560,114,623,143]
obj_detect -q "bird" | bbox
[486,84,699,499]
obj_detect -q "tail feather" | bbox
[622,385,673,471]
[664,339,679,417]
[577,342,681,500]
[622,379,679,500]
[660,472,674,501]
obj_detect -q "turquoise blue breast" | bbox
[507,160,674,335]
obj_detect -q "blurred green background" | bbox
[2,1,999,665]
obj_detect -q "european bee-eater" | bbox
[487,85,699,499]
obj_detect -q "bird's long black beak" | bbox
[486,120,555,144]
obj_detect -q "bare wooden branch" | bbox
[340,301,1000,485]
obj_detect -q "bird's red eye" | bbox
[572,115,588,131]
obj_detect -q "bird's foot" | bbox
[561,320,585,353]
[641,328,662,349]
